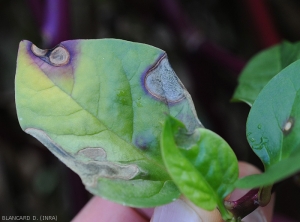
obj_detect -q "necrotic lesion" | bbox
[78,147,106,161]
[75,147,140,187]
[30,43,70,67]
[145,55,185,103]
[78,160,140,187]
[49,46,70,66]
[25,129,140,188]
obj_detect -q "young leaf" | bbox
[232,41,300,105]
[15,39,203,207]
[161,116,238,220]
[236,60,300,188]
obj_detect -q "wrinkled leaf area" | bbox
[161,116,238,220]
[236,60,300,188]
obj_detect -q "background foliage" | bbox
[1,0,300,221]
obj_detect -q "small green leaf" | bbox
[233,41,300,105]
[239,60,300,188]
[161,116,238,220]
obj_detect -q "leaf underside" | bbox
[15,39,203,207]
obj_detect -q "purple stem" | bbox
[42,0,70,47]
[225,188,260,219]
[226,183,279,219]
[27,0,70,48]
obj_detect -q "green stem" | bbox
[218,200,234,221]
[258,185,273,207]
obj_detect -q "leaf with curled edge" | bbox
[236,60,300,188]
[161,116,238,220]
[15,39,203,207]
[233,41,300,106]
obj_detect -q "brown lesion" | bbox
[28,42,74,95]
[24,128,141,189]
[80,161,140,187]
[144,54,186,104]
[76,147,140,187]
[78,147,107,161]
[30,43,70,67]
[31,44,48,56]
[48,46,70,66]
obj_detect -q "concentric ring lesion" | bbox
[30,43,70,66]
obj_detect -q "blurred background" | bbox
[1,0,300,221]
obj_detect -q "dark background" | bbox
[1,0,300,221]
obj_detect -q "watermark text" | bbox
[2,215,58,221]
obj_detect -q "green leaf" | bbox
[232,41,300,105]
[237,60,300,188]
[236,149,300,188]
[161,116,238,220]
[15,39,203,207]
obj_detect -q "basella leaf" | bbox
[161,116,238,220]
[15,39,202,207]
[236,60,300,188]
[232,41,300,106]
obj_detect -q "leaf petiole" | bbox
[258,185,273,207]
[224,188,260,220]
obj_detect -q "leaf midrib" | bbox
[39,62,168,175]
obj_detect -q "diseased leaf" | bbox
[161,116,238,220]
[236,60,300,188]
[232,41,300,105]
[15,39,203,207]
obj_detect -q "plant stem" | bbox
[224,188,260,220]
[258,185,273,207]
[27,0,70,47]
[224,182,282,221]
[42,0,70,47]
[224,181,281,220]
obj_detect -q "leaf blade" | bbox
[15,39,204,207]
[161,117,217,209]
[233,41,300,105]
[242,60,300,188]
[236,149,300,188]
[161,116,238,219]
